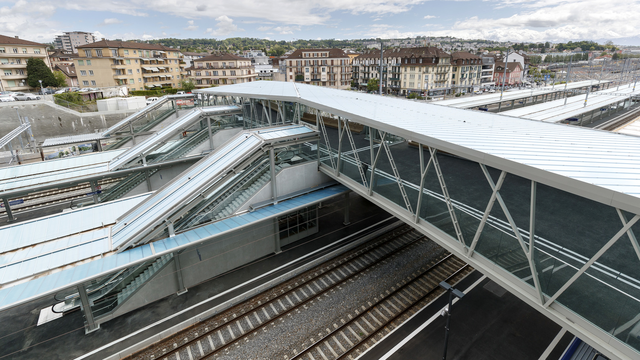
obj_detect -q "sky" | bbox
[1,0,640,46]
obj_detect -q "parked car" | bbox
[38,88,56,95]
[176,91,186,95]
[488,89,496,93]
[0,94,16,102]
[69,87,81,92]
[146,96,159,105]
[78,88,90,92]
[12,92,41,101]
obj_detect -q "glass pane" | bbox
[475,200,533,282]
[419,161,457,240]
[535,183,623,265]
[438,156,493,247]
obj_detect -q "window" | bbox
[213,71,218,76]
[230,70,236,76]
[124,50,129,55]
[16,69,24,75]
[22,48,27,54]
[12,48,18,53]
[127,69,132,74]
[133,50,137,54]
[126,59,131,64]
[6,80,15,87]
[195,71,201,76]
[4,70,11,76]
[111,50,117,57]
[34,48,41,54]
[80,70,87,76]
[137,69,140,73]
[130,79,135,84]
[0,47,4,53]
[86,60,91,65]
[96,49,104,57]
[138,78,142,83]
[83,80,89,86]
[222,71,226,76]
[91,80,96,86]
[78,60,84,66]
[89,70,94,76]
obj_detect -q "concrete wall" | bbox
[238,161,332,212]
[125,161,196,197]
[113,220,278,318]
[0,102,137,143]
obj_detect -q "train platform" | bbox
[358,273,573,360]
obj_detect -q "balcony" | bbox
[0,62,27,68]
[113,74,129,79]
[111,64,127,69]
[2,74,27,80]
[0,52,46,58]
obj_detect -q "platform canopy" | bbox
[502,86,640,123]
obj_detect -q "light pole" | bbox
[38,79,43,96]
[378,38,384,95]
[439,281,465,360]
[500,50,510,101]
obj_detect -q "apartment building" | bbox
[0,34,50,92]
[53,64,78,87]
[182,52,208,68]
[74,40,186,91]
[187,53,257,88]
[282,49,352,90]
[399,47,452,96]
[352,47,453,96]
[494,62,523,86]
[450,52,482,94]
[48,48,77,67]
[54,31,97,53]
[481,56,495,88]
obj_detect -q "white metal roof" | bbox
[0,185,347,309]
[0,149,126,193]
[501,86,640,123]
[107,105,240,171]
[198,81,640,215]
[436,80,610,109]
[42,132,106,147]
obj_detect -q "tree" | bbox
[366,78,379,92]
[179,79,196,92]
[612,52,620,60]
[26,58,57,88]
[53,71,68,87]
[544,42,550,48]
[268,45,286,56]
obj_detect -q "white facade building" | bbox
[54,32,96,53]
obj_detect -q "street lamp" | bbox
[38,79,43,95]
[439,281,465,360]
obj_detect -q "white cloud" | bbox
[205,15,241,36]
[273,26,300,35]
[258,26,272,32]
[423,15,436,19]
[184,20,198,31]
[99,18,122,26]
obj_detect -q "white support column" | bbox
[617,210,640,264]
[207,117,214,151]
[78,284,99,333]
[527,181,545,304]
[270,147,278,204]
[174,253,188,295]
[429,147,463,244]
[414,144,434,223]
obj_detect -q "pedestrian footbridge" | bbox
[196,82,640,360]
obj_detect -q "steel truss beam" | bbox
[339,117,368,188]
[429,147,463,244]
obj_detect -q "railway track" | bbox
[595,104,640,131]
[130,225,469,360]
[0,177,124,215]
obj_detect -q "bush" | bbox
[54,92,84,104]
[455,93,462,97]
[129,89,179,97]
[407,93,425,100]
